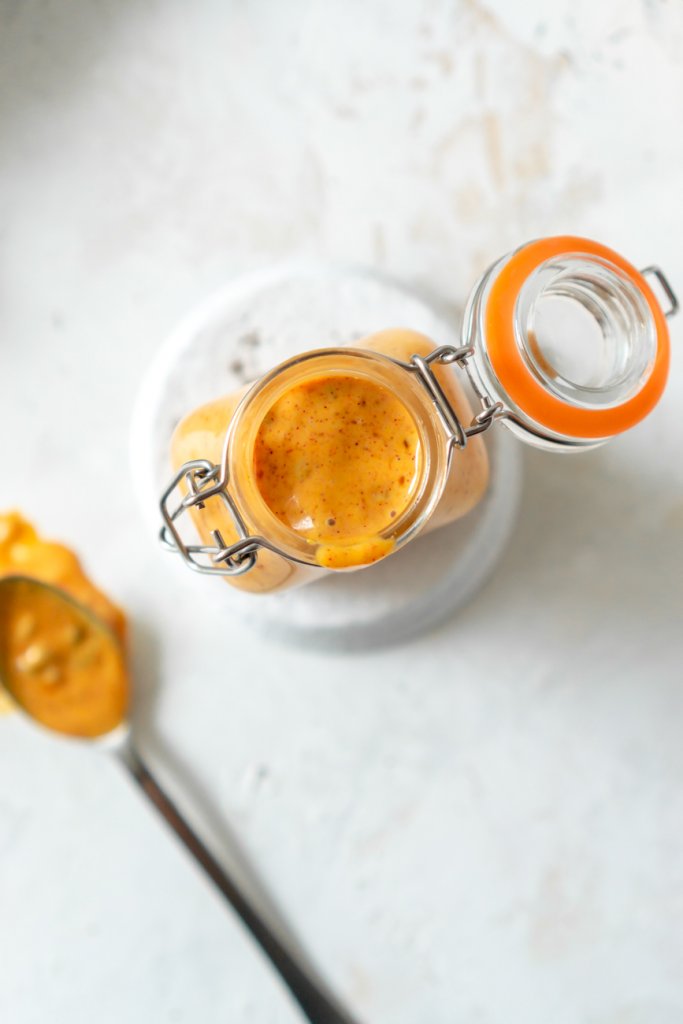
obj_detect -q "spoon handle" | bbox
[116,740,360,1024]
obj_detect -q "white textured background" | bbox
[1,1,682,1022]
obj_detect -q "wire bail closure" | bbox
[641,266,679,319]
[160,460,261,577]
[401,345,505,456]
[159,346,503,577]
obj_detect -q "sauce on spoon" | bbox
[0,513,128,737]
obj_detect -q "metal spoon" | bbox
[0,575,360,1024]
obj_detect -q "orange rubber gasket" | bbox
[484,236,670,439]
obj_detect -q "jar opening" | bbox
[515,256,657,410]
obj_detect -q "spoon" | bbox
[0,575,360,1024]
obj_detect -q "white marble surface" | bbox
[1,2,682,1023]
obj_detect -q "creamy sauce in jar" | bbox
[254,374,421,568]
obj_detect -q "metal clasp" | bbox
[160,460,260,576]
[641,266,679,319]
[402,345,504,454]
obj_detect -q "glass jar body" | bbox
[171,329,489,593]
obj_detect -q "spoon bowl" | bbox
[0,575,129,740]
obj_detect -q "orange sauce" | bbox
[0,512,128,736]
[0,512,125,642]
[253,375,421,568]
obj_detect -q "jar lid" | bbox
[477,236,671,442]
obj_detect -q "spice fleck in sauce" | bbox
[253,375,421,568]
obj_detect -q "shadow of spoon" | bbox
[0,575,361,1024]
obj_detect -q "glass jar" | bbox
[163,329,490,593]
[160,236,676,593]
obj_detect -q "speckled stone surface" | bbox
[1,2,682,1023]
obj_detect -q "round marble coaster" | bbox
[130,264,522,649]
